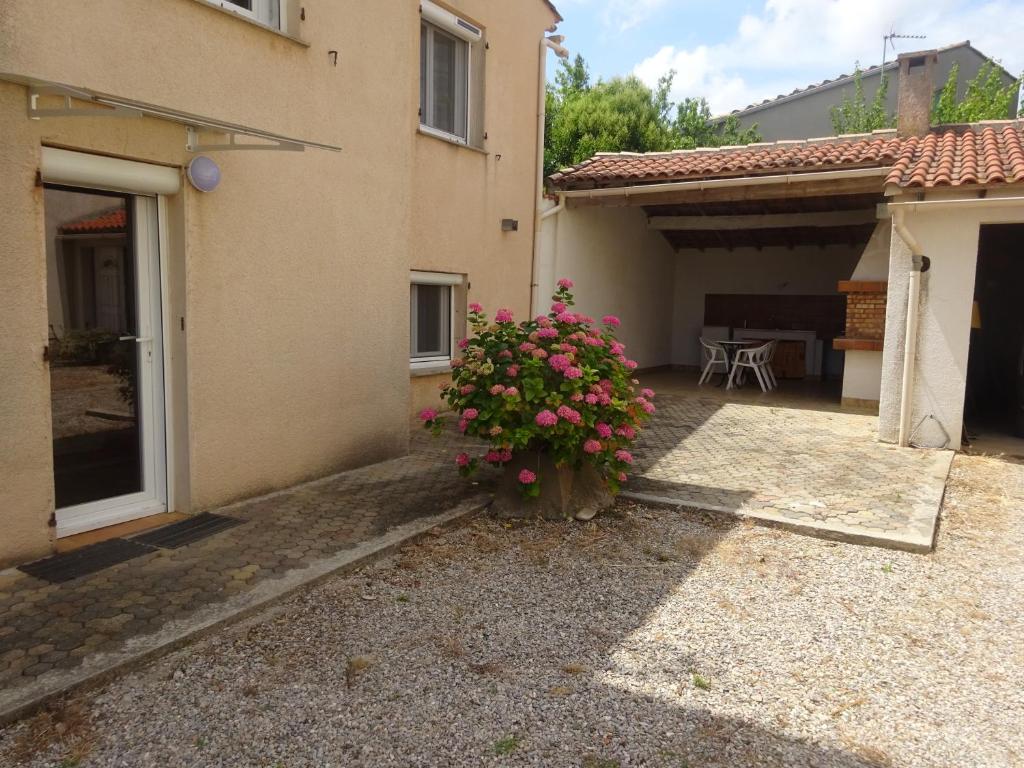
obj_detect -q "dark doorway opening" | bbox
[965,224,1024,440]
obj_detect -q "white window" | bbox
[410,271,463,368]
[216,0,280,29]
[419,1,482,144]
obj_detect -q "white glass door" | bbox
[45,187,166,537]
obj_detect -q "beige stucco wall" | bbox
[538,205,676,369]
[409,0,558,417]
[671,244,861,367]
[0,0,556,565]
[878,193,1024,449]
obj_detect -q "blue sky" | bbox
[548,0,1024,115]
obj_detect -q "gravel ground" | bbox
[2,453,1022,768]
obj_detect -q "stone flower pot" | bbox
[490,450,614,521]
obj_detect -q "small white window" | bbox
[410,271,463,368]
[419,2,482,144]
[216,0,280,29]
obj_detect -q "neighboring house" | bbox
[0,0,562,567]
[543,51,1024,451]
[719,41,1019,141]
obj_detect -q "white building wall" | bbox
[878,195,1024,449]
[541,205,676,369]
[671,245,861,367]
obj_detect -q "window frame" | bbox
[214,0,281,30]
[410,271,464,371]
[419,2,482,147]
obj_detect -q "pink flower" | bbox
[458,419,469,433]
[576,314,594,324]
[618,472,627,482]
[458,338,469,349]
[506,366,520,378]
[503,387,519,398]
[498,349,513,359]
[537,327,559,339]
[598,393,612,405]
[460,384,476,395]
[418,408,437,422]
[583,439,602,454]
[535,410,558,427]
[494,308,514,323]
[485,450,501,463]
[469,302,483,313]
[637,398,655,414]
[615,449,634,464]
[556,405,582,425]
[599,379,614,392]
[563,366,583,379]
[551,302,567,313]
[616,425,636,439]
[584,336,605,347]
[602,315,621,327]
[548,354,571,372]
[641,388,656,398]
[537,317,553,328]
[570,392,584,402]
[610,342,625,355]
[451,358,465,368]
[518,469,537,484]
[519,342,536,352]
[531,348,549,359]
[625,360,638,370]
[557,278,574,289]
[555,311,577,324]
[455,452,470,467]
[584,393,599,405]
[596,422,613,438]
[499,449,513,462]
[463,408,479,420]
[489,384,506,395]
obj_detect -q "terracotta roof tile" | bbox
[59,208,126,234]
[548,124,1024,192]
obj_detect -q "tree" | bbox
[830,66,894,135]
[932,61,1021,124]
[544,54,761,178]
[674,97,761,149]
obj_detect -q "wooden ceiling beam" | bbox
[647,209,876,231]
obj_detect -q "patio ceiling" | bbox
[642,192,883,251]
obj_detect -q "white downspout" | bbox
[892,208,925,447]
[530,34,568,317]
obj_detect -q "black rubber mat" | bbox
[18,538,156,584]
[132,512,244,549]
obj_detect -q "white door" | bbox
[46,187,167,537]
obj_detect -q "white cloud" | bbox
[630,0,1024,114]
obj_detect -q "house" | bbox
[719,41,1019,141]
[542,51,1024,451]
[0,0,563,567]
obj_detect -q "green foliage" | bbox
[830,66,894,135]
[544,54,761,177]
[932,61,1021,124]
[494,735,520,755]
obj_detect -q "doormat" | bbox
[132,512,244,549]
[18,538,156,584]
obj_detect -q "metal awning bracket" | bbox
[28,84,141,120]
[185,125,304,153]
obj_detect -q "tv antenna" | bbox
[881,30,927,71]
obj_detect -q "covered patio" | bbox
[628,371,952,552]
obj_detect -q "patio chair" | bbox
[763,339,778,389]
[727,341,774,392]
[698,337,729,385]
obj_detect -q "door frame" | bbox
[51,191,169,538]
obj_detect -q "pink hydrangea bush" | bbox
[419,279,655,497]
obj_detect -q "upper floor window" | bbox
[419,1,482,145]
[217,0,280,30]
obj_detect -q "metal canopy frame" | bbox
[3,72,341,153]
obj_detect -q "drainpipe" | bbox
[530,34,569,317]
[891,207,927,447]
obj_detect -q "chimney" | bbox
[896,50,938,137]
